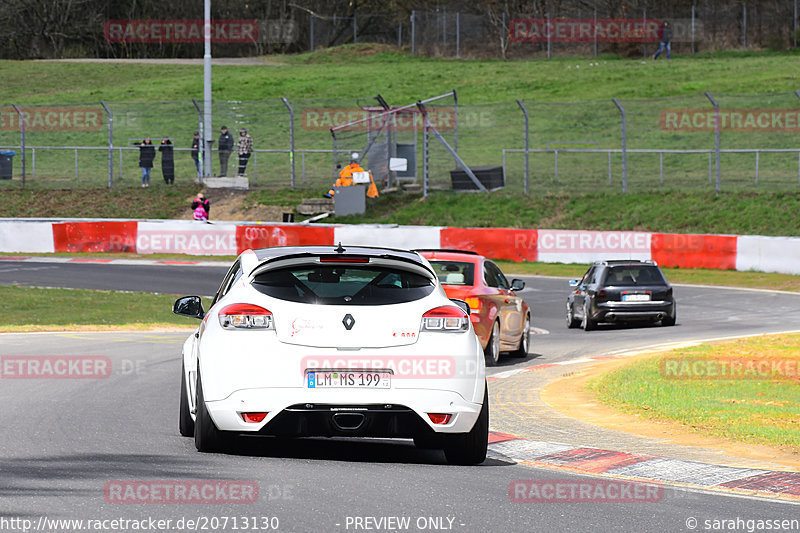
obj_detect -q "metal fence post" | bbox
[546,13,551,59]
[742,2,747,48]
[795,0,798,48]
[705,92,721,193]
[453,88,458,154]
[516,99,529,195]
[310,14,315,51]
[411,11,415,57]
[456,12,461,58]
[594,8,598,57]
[502,12,507,59]
[642,8,647,58]
[281,97,296,189]
[11,104,25,186]
[100,101,113,188]
[191,98,204,181]
[422,112,429,197]
[612,98,627,193]
[691,4,696,54]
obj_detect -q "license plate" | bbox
[623,293,651,302]
[307,371,391,389]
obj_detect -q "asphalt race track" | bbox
[1,259,799,532]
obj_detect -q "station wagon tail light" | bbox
[427,413,452,425]
[464,297,482,312]
[218,303,273,330]
[421,306,469,332]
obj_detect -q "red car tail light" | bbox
[464,297,482,312]
[241,412,268,423]
[218,303,273,330]
[421,306,469,332]
[427,413,452,425]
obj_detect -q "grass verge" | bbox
[588,333,800,452]
[0,286,202,331]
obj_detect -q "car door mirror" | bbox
[569,279,580,287]
[173,296,205,319]
[450,299,471,316]
[510,279,525,291]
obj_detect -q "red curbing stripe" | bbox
[524,363,560,371]
[0,256,29,260]
[157,260,200,265]
[69,258,114,263]
[488,431,520,444]
[533,448,656,474]
[718,471,800,495]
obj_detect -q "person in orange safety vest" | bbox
[325,152,379,198]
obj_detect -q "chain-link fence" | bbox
[3,92,800,193]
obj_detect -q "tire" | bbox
[581,301,596,331]
[512,314,530,357]
[443,383,489,465]
[194,368,229,452]
[662,305,676,327]
[179,361,195,437]
[484,321,501,366]
[566,301,579,329]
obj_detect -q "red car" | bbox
[419,250,530,366]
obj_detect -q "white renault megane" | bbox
[174,245,488,465]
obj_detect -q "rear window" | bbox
[428,261,475,286]
[603,266,667,286]
[252,265,435,305]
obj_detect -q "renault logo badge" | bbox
[342,314,355,330]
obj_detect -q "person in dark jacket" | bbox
[218,126,234,176]
[191,132,201,178]
[653,21,672,60]
[137,136,155,188]
[159,137,174,185]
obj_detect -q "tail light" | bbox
[464,297,482,313]
[218,303,273,330]
[596,289,608,301]
[241,412,268,423]
[427,413,452,425]
[665,287,673,298]
[421,306,469,332]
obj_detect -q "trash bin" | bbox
[0,151,14,180]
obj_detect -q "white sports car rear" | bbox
[174,245,488,465]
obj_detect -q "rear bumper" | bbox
[594,301,674,323]
[205,387,483,436]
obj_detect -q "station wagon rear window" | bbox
[603,266,667,285]
[252,265,435,305]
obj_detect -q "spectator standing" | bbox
[237,128,253,177]
[191,192,210,221]
[218,126,234,176]
[137,136,155,188]
[653,21,672,60]
[191,132,201,178]
[159,137,174,185]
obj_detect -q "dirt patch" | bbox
[186,190,291,222]
[540,355,800,470]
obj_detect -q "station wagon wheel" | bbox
[484,321,501,366]
[581,302,596,331]
[566,301,579,329]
